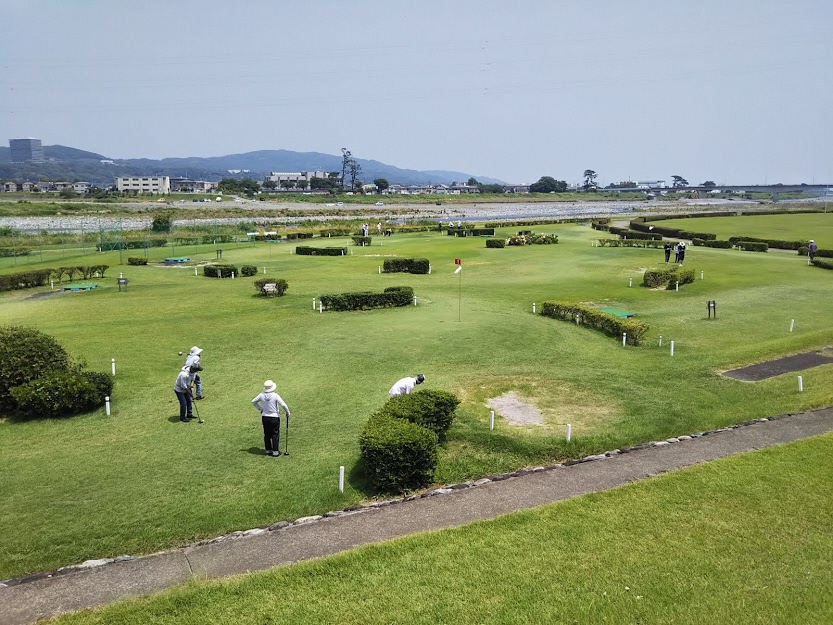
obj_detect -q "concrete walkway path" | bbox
[4,408,833,625]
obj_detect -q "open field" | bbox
[2,217,833,579]
[47,433,833,625]
[650,212,833,246]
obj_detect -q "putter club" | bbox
[192,394,204,423]
[284,414,289,456]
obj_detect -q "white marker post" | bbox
[194,268,198,276]
[319,301,323,313]
[629,277,632,287]
[231,272,235,280]
[413,295,417,306]
[263,267,266,274]
[490,410,495,430]
[105,396,111,416]
[798,376,804,392]
[622,332,627,347]
[701,271,704,280]
[675,281,679,291]
[111,358,116,376]
[790,319,795,333]
[339,466,345,493]
[428,264,432,274]
[670,341,675,357]
[566,423,572,442]
[659,335,663,347]
[312,298,316,310]
[533,303,536,314]
[50,280,54,290]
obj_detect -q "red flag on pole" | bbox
[454,258,461,265]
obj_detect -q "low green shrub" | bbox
[285,232,315,240]
[127,257,148,265]
[540,302,649,345]
[643,266,696,289]
[318,228,352,237]
[728,236,804,250]
[591,221,610,231]
[9,370,109,419]
[0,247,31,257]
[447,227,495,237]
[203,264,238,278]
[382,258,430,274]
[352,236,372,246]
[691,239,732,248]
[810,258,833,270]
[735,241,768,252]
[378,390,460,439]
[665,267,696,290]
[0,269,53,292]
[798,247,833,257]
[359,413,438,493]
[597,239,664,248]
[240,265,258,277]
[296,246,347,256]
[508,233,558,245]
[0,326,72,414]
[486,238,506,248]
[253,278,289,296]
[319,286,414,311]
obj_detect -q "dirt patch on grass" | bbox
[25,290,66,301]
[487,392,544,426]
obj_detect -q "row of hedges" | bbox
[352,236,372,246]
[296,246,347,256]
[798,246,833,257]
[204,264,237,278]
[0,247,31,257]
[10,369,114,419]
[596,239,664,248]
[507,233,558,245]
[691,239,733,248]
[727,236,806,250]
[383,258,430,274]
[253,277,289,296]
[446,227,495,237]
[811,258,833,270]
[0,266,109,292]
[127,257,148,265]
[735,241,768,252]
[630,221,717,241]
[540,302,649,345]
[359,389,460,492]
[486,238,506,248]
[591,221,610,231]
[643,266,696,289]
[319,286,414,311]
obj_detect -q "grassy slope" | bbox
[1,222,833,578]
[652,212,833,246]
[50,434,833,625]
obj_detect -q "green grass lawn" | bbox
[2,220,833,579]
[48,433,833,625]
[650,212,833,246]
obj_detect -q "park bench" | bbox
[261,282,278,296]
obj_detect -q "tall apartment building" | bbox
[116,176,171,194]
[9,138,45,163]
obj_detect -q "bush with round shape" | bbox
[203,264,238,278]
[486,238,506,248]
[0,326,71,414]
[9,370,108,419]
[379,390,460,439]
[359,413,438,493]
[253,277,289,296]
[127,257,148,265]
[240,265,258,277]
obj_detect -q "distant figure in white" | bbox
[389,373,425,397]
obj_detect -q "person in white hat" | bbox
[389,373,425,397]
[809,240,818,260]
[184,347,204,399]
[252,380,291,457]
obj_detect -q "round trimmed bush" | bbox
[0,326,71,414]
[10,370,108,418]
[127,257,148,265]
[359,413,438,493]
[379,390,460,439]
[203,264,238,278]
[241,265,258,277]
[253,278,289,296]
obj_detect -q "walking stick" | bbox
[284,413,290,456]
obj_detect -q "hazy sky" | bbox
[2,0,831,185]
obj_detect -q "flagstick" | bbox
[458,267,462,322]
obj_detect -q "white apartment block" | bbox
[265,171,331,190]
[116,176,171,194]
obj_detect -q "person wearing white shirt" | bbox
[389,373,425,397]
[252,380,291,457]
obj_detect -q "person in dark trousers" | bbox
[678,242,686,265]
[174,364,201,422]
[673,242,680,263]
[809,240,818,260]
[184,346,204,399]
[664,241,673,264]
[252,380,291,457]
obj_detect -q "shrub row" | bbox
[483,218,584,227]
[597,239,664,248]
[798,247,833,257]
[296,246,347,256]
[383,258,430,274]
[810,258,833,270]
[203,264,238,278]
[319,286,414,311]
[253,277,289,296]
[735,241,768,252]
[127,257,148,265]
[0,247,31,257]
[359,389,460,492]
[352,236,372,246]
[591,221,610,231]
[691,239,733,248]
[540,302,649,345]
[630,221,717,240]
[10,369,114,419]
[485,238,506,248]
[507,233,558,245]
[447,227,495,236]
[285,232,316,240]
[0,266,109,292]
[644,266,696,290]
[318,228,353,237]
[727,236,805,250]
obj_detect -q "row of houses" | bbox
[2,180,90,193]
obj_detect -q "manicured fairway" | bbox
[48,433,833,625]
[650,212,833,246]
[2,220,833,579]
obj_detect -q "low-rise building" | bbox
[116,176,171,194]
[264,171,332,191]
[170,178,216,193]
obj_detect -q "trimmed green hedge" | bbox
[486,238,506,248]
[319,286,414,311]
[352,236,372,246]
[240,265,258,277]
[318,228,353,237]
[377,390,460,439]
[507,233,558,245]
[447,227,495,237]
[728,236,804,250]
[0,247,31,257]
[630,221,717,241]
[203,264,238,278]
[285,232,315,240]
[643,266,696,289]
[359,413,439,493]
[10,370,112,419]
[296,246,347,256]
[253,277,289,296]
[383,258,430,274]
[540,302,648,345]
[735,241,768,252]
[691,239,732,248]
[798,247,833,257]
[0,269,53,292]
[597,239,664,248]
[127,257,148,265]
[810,258,833,270]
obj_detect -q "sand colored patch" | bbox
[487,392,544,426]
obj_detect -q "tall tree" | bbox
[340,148,352,190]
[582,169,598,191]
[374,178,390,193]
[701,180,716,187]
[671,175,689,188]
[348,159,362,191]
[529,176,567,193]
[467,177,479,186]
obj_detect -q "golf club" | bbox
[191,393,204,423]
[284,413,289,455]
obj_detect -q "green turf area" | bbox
[47,434,833,625]
[650,212,833,246]
[2,219,833,579]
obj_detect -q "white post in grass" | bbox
[675,281,679,291]
[428,264,432,274]
[231,272,235,280]
[105,396,111,416]
[50,280,54,290]
[566,423,572,442]
[194,268,198,276]
[670,341,675,356]
[319,301,323,313]
[659,335,663,347]
[798,376,804,392]
[111,358,116,376]
[339,466,345,493]
[629,277,632,287]
[790,319,795,333]
[312,298,316,310]
[622,332,627,346]
[701,271,704,280]
[378,266,381,274]
[533,303,536,313]
[119,272,123,279]
[490,410,495,430]
[413,295,417,306]
[263,267,266,274]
